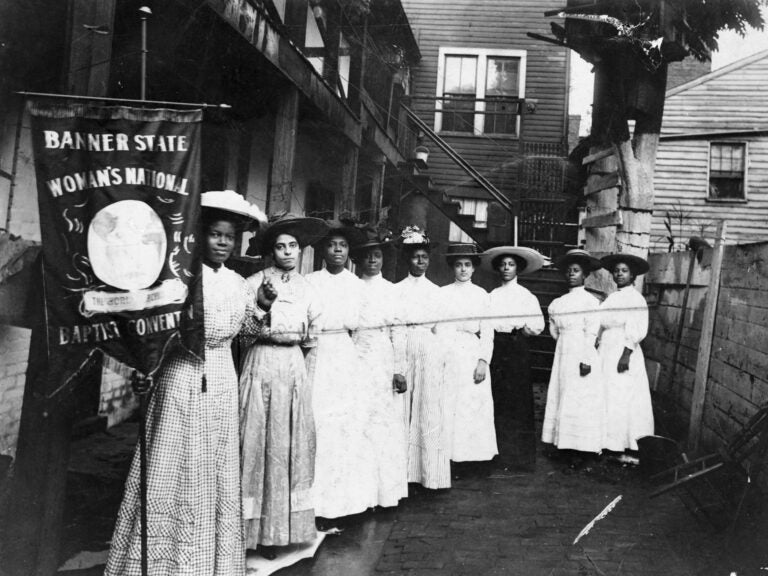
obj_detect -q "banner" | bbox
[28,102,205,393]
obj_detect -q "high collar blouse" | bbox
[394,273,443,331]
[306,267,362,334]
[488,277,545,336]
[359,273,407,375]
[547,285,601,358]
[599,284,648,349]
[246,265,320,345]
[438,280,493,362]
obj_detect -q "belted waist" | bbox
[494,329,525,339]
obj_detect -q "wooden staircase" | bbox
[519,267,569,384]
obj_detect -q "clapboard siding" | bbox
[651,51,768,250]
[403,0,568,201]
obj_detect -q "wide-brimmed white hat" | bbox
[481,245,546,275]
[201,190,267,224]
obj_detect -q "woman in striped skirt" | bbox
[394,226,451,489]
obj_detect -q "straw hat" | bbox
[601,253,650,276]
[200,190,267,224]
[554,248,602,272]
[444,243,482,265]
[260,212,329,254]
[481,246,545,275]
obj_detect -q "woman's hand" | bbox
[617,347,632,373]
[393,374,407,394]
[579,362,591,377]
[257,279,278,311]
[130,371,153,396]
[473,359,488,384]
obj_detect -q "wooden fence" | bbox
[644,242,768,451]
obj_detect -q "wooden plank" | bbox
[582,146,615,165]
[688,220,727,452]
[338,146,359,215]
[581,209,622,228]
[584,172,620,196]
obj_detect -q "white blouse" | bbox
[394,273,443,331]
[488,278,545,336]
[548,285,601,360]
[437,280,493,362]
[358,273,407,375]
[599,285,648,349]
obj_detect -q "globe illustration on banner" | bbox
[87,200,167,290]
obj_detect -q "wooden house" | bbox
[0,0,422,455]
[399,0,574,285]
[651,49,768,251]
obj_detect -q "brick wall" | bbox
[0,326,31,456]
[644,243,768,452]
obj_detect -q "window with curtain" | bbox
[708,142,746,200]
[436,48,525,136]
[448,198,489,242]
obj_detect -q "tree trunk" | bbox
[584,54,668,294]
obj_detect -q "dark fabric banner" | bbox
[28,102,204,396]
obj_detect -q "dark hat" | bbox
[444,243,482,264]
[351,225,395,253]
[601,253,650,276]
[316,217,366,247]
[260,212,329,254]
[554,248,602,272]
[481,245,546,275]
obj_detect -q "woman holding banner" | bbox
[106,190,268,576]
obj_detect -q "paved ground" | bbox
[51,387,768,576]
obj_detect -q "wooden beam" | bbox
[581,209,622,229]
[65,0,116,97]
[688,220,727,452]
[283,0,308,48]
[584,172,620,195]
[582,146,615,165]
[208,0,362,146]
[269,87,300,214]
[338,146,359,216]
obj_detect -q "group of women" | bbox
[104,190,654,576]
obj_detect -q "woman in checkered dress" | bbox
[106,193,268,576]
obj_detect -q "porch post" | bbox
[269,87,300,214]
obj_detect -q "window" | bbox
[708,142,747,200]
[448,198,488,242]
[436,48,526,136]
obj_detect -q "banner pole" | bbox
[139,393,148,576]
[140,6,151,101]
[17,91,231,109]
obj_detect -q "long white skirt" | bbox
[403,327,451,489]
[598,327,654,451]
[310,332,377,518]
[443,331,498,462]
[541,327,605,453]
[355,328,408,507]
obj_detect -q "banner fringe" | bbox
[26,101,202,123]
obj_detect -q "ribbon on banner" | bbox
[28,101,205,397]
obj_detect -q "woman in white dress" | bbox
[306,221,377,527]
[394,226,451,489]
[598,253,654,453]
[438,243,497,476]
[351,226,409,508]
[541,249,605,464]
[239,213,327,559]
[482,246,545,470]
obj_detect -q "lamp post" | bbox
[139,6,152,100]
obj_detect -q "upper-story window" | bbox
[708,142,747,201]
[436,48,526,137]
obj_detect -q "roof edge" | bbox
[666,48,768,98]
